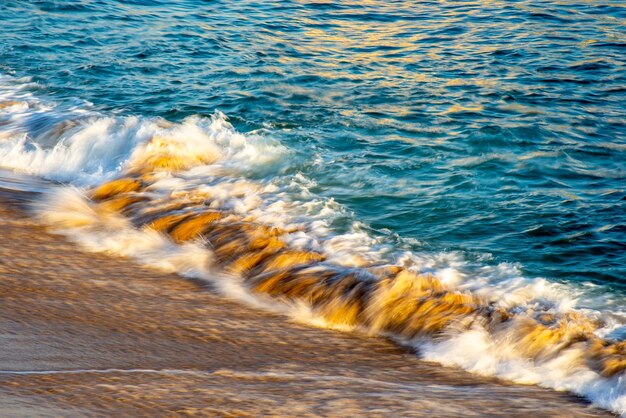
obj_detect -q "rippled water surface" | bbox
[1,1,625,293]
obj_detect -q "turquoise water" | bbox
[1,3,625,293]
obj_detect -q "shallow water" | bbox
[0,0,625,415]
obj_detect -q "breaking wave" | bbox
[1,75,625,415]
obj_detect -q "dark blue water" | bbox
[1,0,625,290]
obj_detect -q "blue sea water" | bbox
[1,1,626,413]
[3,0,623,291]
[2,0,624,291]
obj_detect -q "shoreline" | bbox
[0,190,615,417]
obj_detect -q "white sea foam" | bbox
[1,75,624,415]
[417,329,626,414]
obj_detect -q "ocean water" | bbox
[0,0,625,415]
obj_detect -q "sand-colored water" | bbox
[0,190,615,417]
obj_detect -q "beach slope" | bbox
[0,191,614,417]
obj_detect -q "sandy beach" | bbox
[0,189,615,417]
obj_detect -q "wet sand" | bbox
[0,190,615,417]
